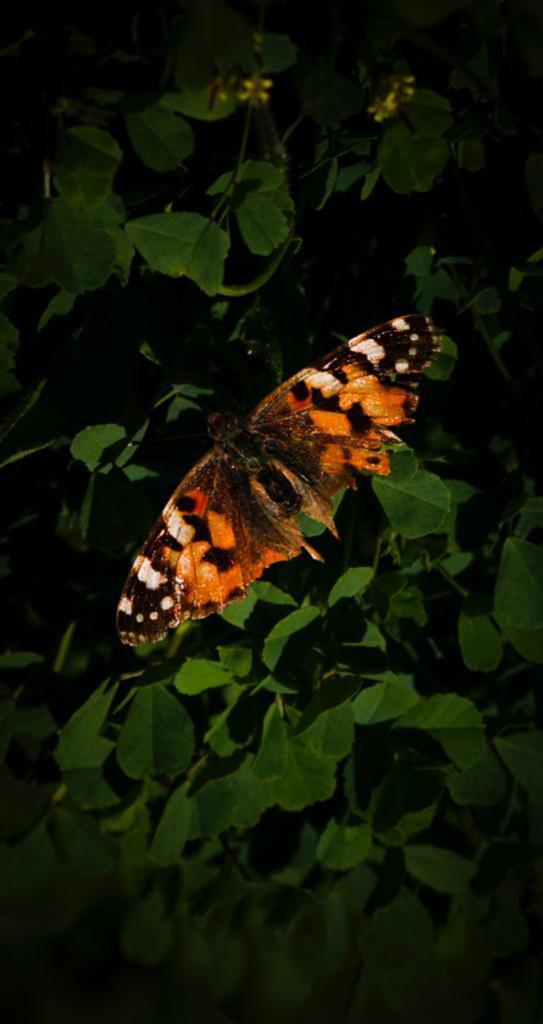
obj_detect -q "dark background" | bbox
[1,2,542,1022]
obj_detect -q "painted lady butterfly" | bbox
[117,314,441,645]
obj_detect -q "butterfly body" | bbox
[117,314,441,645]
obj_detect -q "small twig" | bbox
[210,103,253,222]
[446,255,512,387]
[434,561,469,598]
[218,226,296,297]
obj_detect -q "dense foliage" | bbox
[2,2,543,1021]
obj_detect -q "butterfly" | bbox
[117,314,441,645]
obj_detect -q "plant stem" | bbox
[434,561,469,598]
[210,103,253,222]
[218,226,295,297]
[447,264,512,386]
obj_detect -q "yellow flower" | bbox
[237,72,273,107]
[209,72,238,104]
[368,73,415,123]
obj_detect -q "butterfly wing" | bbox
[116,448,316,646]
[246,313,441,527]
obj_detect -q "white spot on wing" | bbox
[408,346,418,356]
[350,336,385,363]
[305,370,342,394]
[118,596,132,615]
[409,333,419,341]
[137,556,166,590]
[391,317,408,330]
[161,596,174,610]
[150,611,159,621]
[165,508,195,546]
[395,358,410,372]
[136,613,144,623]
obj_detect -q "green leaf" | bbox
[219,589,258,627]
[328,566,373,607]
[252,581,298,606]
[377,804,437,847]
[149,782,191,866]
[116,686,195,778]
[208,161,293,256]
[126,212,230,295]
[55,126,122,212]
[392,693,485,769]
[500,622,543,664]
[300,62,363,124]
[0,650,44,669]
[359,890,443,1011]
[378,89,452,195]
[405,246,460,313]
[80,471,153,550]
[263,605,320,670]
[70,423,126,470]
[495,538,543,630]
[260,32,297,72]
[317,821,372,871]
[373,449,451,538]
[208,160,286,196]
[218,644,252,678]
[495,732,543,800]
[473,286,501,314]
[526,152,543,209]
[44,200,117,293]
[301,703,355,761]
[360,165,381,200]
[0,700,15,767]
[294,677,361,736]
[424,334,458,379]
[458,596,503,672]
[38,290,76,331]
[352,681,420,725]
[174,657,233,695]
[236,192,292,256]
[0,272,17,302]
[0,824,59,917]
[125,96,194,172]
[162,87,236,122]
[56,809,116,876]
[204,692,255,757]
[120,889,172,967]
[190,755,273,836]
[55,680,119,808]
[270,738,337,811]
[253,704,289,781]
[447,746,507,806]
[405,845,474,894]
[372,762,444,834]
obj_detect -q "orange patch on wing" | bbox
[261,547,289,569]
[218,563,244,600]
[208,510,236,549]
[354,450,390,475]
[310,410,353,435]
[342,378,413,426]
[287,389,312,410]
[184,489,208,516]
[321,443,390,477]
